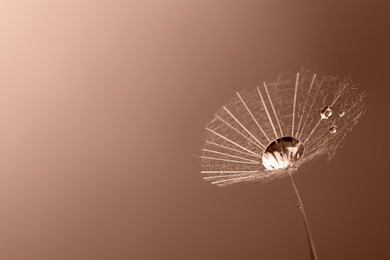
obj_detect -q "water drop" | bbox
[262,137,304,170]
[297,204,302,210]
[320,106,333,119]
[339,110,345,117]
[329,125,337,134]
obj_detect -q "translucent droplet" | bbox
[329,125,337,134]
[320,106,333,119]
[262,137,304,170]
[297,204,302,210]
[339,110,345,117]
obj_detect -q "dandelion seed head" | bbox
[200,67,366,186]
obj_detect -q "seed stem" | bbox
[288,170,319,260]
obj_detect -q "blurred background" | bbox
[0,0,389,259]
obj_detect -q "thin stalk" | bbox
[288,170,319,260]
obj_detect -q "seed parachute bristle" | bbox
[200,67,366,186]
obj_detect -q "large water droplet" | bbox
[320,106,333,119]
[329,125,337,134]
[339,110,345,117]
[262,137,304,171]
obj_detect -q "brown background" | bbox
[0,1,389,259]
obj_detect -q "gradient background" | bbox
[0,1,389,259]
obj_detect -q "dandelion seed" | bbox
[200,67,365,185]
[199,67,366,260]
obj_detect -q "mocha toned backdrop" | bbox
[0,1,389,259]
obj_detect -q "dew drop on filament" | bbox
[329,125,337,134]
[262,137,304,171]
[320,106,333,119]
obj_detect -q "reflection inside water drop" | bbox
[320,106,333,119]
[329,125,337,134]
[262,137,304,170]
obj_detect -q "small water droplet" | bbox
[297,204,302,209]
[329,125,337,134]
[320,106,333,119]
[339,110,345,117]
